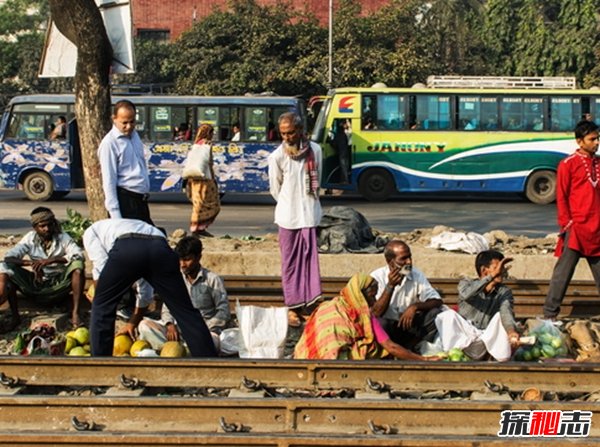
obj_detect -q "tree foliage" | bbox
[2,0,600,104]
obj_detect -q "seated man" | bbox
[0,207,85,330]
[370,240,443,349]
[138,236,231,352]
[435,250,519,361]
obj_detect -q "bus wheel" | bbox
[358,168,395,202]
[23,171,54,201]
[525,170,556,204]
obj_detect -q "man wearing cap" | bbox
[0,207,85,331]
[83,218,216,357]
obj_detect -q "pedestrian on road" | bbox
[98,100,153,225]
[268,112,323,326]
[83,218,216,357]
[544,120,600,319]
[183,123,220,237]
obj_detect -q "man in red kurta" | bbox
[544,120,600,319]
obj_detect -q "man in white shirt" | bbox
[0,207,85,330]
[98,100,153,225]
[268,112,322,326]
[83,219,216,357]
[370,240,443,349]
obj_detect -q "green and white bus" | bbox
[311,76,599,203]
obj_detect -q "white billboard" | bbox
[39,0,134,77]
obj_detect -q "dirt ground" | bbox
[0,225,594,358]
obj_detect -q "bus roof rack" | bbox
[426,75,577,90]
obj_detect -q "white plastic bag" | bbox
[182,143,212,179]
[236,301,288,359]
[219,328,241,356]
[429,231,489,254]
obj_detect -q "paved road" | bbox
[0,189,558,237]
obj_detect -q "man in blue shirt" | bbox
[98,100,153,225]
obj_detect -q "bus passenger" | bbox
[98,100,153,225]
[370,240,443,351]
[268,112,323,327]
[49,116,67,140]
[294,273,439,361]
[435,250,519,361]
[0,207,85,331]
[231,122,241,142]
[174,122,191,141]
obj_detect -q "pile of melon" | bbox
[65,327,91,356]
[113,334,186,357]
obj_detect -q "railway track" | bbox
[0,358,598,445]
[3,276,600,445]
[222,276,600,319]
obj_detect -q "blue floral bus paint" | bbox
[0,94,305,200]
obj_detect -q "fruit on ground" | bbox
[160,341,186,358]
[73,327,90,345]
[68,346,88,356]
[130,339,152,357]
[65,336,77,354]
[113,334,133,356]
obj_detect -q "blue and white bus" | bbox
[0,94,306,200]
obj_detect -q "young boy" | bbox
[544,120,600,320]
[435,250,519,361]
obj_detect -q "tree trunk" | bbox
[49,0,112,221]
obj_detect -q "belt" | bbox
[116,233,164,241]
[117,186,150,202]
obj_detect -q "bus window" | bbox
[377,94,406,130]
[245,107,267,141]
[590,98,600,122]
[6,104,69,140]
[149,105,186,141]
[216,106,240,141]
[481,97,499,130]
[197,106,219,130]
[501,97,524,130]
[458,96,480,130]
[523,97,545,131]
[135,106,148,140]
[362,95,377,130]
[550,97,581,132]
[413,95,451,130]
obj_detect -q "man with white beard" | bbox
[268,112,323,327]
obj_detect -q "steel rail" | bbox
[0,395,598,437]
[0,432,586,446]
[221,276,600,318]
[1,357,599,393]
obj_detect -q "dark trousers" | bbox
[90,236,216,357]
[117,187,153,225]
[381,306,442,349]
[544,240,600,318]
